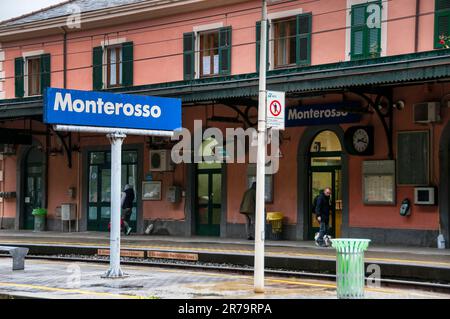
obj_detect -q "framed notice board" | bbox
[247,164,273,203]
[397,131,429,186]
[363,160,396,205]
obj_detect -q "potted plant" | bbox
[32,208,47,232]
[439,35,450,49]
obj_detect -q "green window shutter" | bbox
[40,54,51,95]
[122,42,133,86]
[436,0,450,10]
[183,32,195,80]
[368,24,381,57]
[14,57,24,98]
[219,27,232,75]
[256,21,270,72]
[367,1,381,58]
[435,0,450,48]
[296,13,312,66]
[92,46,103,90]
[350,4,367,60]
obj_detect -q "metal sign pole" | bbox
[254,0,268,293]
[102,132,127,278]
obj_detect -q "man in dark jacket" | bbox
[121,184,135,236]
[239,182,256,240]
[315,187,332,247]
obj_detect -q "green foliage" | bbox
[32,208,47,216]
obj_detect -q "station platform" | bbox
[1,258,449,299]
[1,230,450,283]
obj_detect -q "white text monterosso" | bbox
[53,92,162,118]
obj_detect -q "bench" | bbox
[0,246,29,270]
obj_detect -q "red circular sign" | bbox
[269,100,282,117]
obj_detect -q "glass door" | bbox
[23,148,44,230]
[309,168,339,238]
[308,131,343,239]
[87,151,138,232]
[196,166,222,236]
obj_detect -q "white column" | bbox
[103,132,127,278]
[254,0,267,293]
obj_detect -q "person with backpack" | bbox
[314,187,332,247]
[121,184,135,236]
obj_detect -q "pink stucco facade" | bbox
[0,0,449,245]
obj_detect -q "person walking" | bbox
[121,184,135,236]
[239,182,256,240]
[315,187,332,247]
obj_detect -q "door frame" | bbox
[439,121,450,248]
[81,143,144,233]
[189,163,227,237]
[297,125,349,240]
[308,166,341,239]
[195,166,223,236]
[16,143,47,230]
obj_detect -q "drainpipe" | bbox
[414,0,420,52]
[60,27,67,88]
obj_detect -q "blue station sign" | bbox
[44,88,182,131]
[286,102,362,127]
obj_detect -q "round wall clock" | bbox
[344,126,374,156]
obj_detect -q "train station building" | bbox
[0,0,450,247]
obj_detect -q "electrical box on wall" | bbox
[61,204,77,221]
[413,102,441,123]
[414,187,437,205]
[67,187,76,199]
[149,150,174,172]
[0,191,16,199]
[167,186,182,203]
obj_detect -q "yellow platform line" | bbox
[1,239,450,267]
[0,282,140,299]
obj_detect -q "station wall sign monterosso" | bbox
[285,102,362,127]
[44,87,182,131]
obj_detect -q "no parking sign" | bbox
[266,91,285,130]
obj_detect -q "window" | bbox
[256,13,312,72]
[350,1,381,60]
[27,57,41,96]
[92,42,133,90]
[14,53,50,98]
[106,46,122,88]
[183,27,231,80]
[273,18,297,68]
[199,31,219,77]
[435,0,450,48]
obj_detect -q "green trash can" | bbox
[32,208,47,232]
[330,238,371,299]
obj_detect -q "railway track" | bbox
[15,253,450,294]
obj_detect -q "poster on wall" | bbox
[142,181,162,201]
[362,160,396,205]
[247,164,273,203]
[363,175,395,204]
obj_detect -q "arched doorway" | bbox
[439,122,450,248]
[308,130,343,239]
[195,137,223,236]
[23,146,45,230]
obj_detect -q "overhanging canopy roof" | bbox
[1,49,450,119]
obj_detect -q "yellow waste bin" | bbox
[266,212,283,240]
